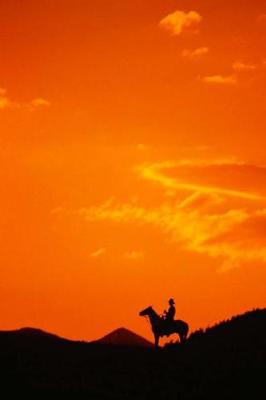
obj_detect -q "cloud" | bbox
[30,98,51,108]
[124,251,144,260]
[201,75,237,85]
[79,198,266,269]
[182,47,209,59]
[200,60,258,87]
[159,10,202,36]
[178,191,223,210]
[0,87,51,111]
[136,160,264,201]
[232,61,257,72]
[0,96,11,109]
[0,88,12,109]
[90,248,106,258]
[200,61,258,87]
[75,159,266,270]
[137,144,148,151]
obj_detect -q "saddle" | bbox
[161,318,174,336]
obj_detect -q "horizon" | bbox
[1,0,266,342]
[1,307,265,345]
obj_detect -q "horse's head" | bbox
[139,306,153,317]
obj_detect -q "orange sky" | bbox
[0,0,266,342]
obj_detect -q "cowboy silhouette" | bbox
[163,298,176,332]
[163,298,176,320]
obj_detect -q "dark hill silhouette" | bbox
[0,308,265,398]
[96,327,153,347]
[188,308,266,346]
[0,327,71,341]
[165,308,266,369]
[0,327,72,349]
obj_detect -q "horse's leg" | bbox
[178,332,183,343]
[154,334,159,348]
[182,324,189,341]
[180,325,189,343]
[176,330,185,343]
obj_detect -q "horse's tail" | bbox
[176,320,189,342]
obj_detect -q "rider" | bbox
[163,298,176,325]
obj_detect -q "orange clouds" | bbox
[90,248,106,258]
[159,10,202,36]
[0,87,50,110]
[136,160,263,200]
[0,88,12,109]
[182,47,209,59]
[232,61,257,72]
[201,75,237,85]
[201,60,260,87]
[76,159,266,270]
[30,98,51,108]
[124,251,144,260]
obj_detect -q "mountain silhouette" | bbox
[96,327,153,347]
[0,327,69,340]
[0,327,72,347]
[0,308,264,398]
[166,308,266,367]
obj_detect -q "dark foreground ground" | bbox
[0,309,265,399]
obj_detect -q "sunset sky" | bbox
[1,0,266,342]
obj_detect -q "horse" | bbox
[139,306,189,348]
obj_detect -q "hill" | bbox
[166,308,266,367]
[96,327,153,347]
[0,327,71,342]
[0,308,265,398]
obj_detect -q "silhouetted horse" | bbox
[139,306,189,348]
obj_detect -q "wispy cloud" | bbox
[0,88,12,109]
[182,47,209,59]
[79,198,266,269]
[137,144,148,151]
[0,87,51,110]
[74,159,266,270]
[159,10,202,36]
[136,160,263,201]
[30,98,51,108]
[232,61,257,72]
[90,248,106,258]
[124,251,144,260]
[200,61,258,88]
[201,74,237,85]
